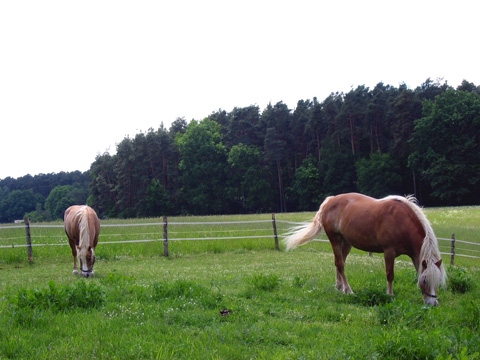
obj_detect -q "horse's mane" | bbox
[382,195,446,288]
[76,206,90,249]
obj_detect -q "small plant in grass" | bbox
[152,279,223,309]
[447,328,480,358]
[250,273,280,291]
[348,288,394,307]
[66,280,105,309]
[292,275,307,288]
[447,266,475,294]
[376,300,434,328]
[459,300,480,330]
[153,279,206,299]
[375,327,446,360]
[437,348,480,360]
[101,272,135,286]
[0,250,24,265]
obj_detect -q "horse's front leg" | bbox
[384,249,395,295]
[69,240,79,275]
[72,254,79,275]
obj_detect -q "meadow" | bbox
[0,208,479,359]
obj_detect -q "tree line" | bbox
[1,79,479,222]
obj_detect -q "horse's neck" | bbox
[78,209,91,248]
[420,228,440,262]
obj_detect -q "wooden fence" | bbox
[0,215,282,262]
[0,217,479,265]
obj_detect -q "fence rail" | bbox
[1,218,479,264]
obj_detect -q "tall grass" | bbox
[0,249,479,359]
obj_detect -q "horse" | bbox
[64,205,100,277]
[284,193,447,306]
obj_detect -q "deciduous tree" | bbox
[175,119,228,214]
[356,152,401,198]
[409,90,480,204]
[227,144,273,213]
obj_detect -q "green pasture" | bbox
[0,208,479,359]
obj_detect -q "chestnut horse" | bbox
[64,205,100,277]
[284,193,446,305]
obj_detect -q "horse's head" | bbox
[77,245,96,277]
[418,258,445,306]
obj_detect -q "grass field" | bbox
[0,208,479,359]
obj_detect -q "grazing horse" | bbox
[64,205,100,277]
[284,193,446,306]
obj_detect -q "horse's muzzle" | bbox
[425,297,439,306]
[423,293,439,306]
[81,270,94,278]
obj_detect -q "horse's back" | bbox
[321,193,377,232]
[64,205,100,247]
[322,193,425,255]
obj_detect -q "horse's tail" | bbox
[77,206,90,249]
[284,196,333,251]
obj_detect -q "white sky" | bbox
[1,0,479,179]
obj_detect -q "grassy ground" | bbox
[0,208,479,359]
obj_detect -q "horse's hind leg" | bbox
[331,238,353,294]
[384,249,395,295]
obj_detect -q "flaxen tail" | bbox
[284,196,332,251]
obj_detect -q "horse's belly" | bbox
[345,236,384,253]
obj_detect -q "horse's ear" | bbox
[435,259,443,268]
[422,259,428,269]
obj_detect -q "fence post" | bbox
[163,217,169,257]
[24,217,33,263]
[272,214,280,250]
[450,234,455,266]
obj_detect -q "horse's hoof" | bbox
[73,270,79,275]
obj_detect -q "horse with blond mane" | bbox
[64,205,100,277]
[284,193,446,305]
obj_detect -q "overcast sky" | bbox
[1,0,478,179]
